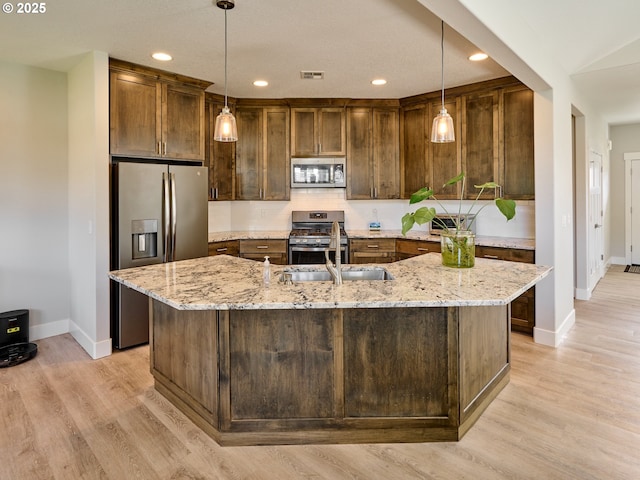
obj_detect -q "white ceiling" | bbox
[1,0,639,124]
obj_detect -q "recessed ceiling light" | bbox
[152,52,172,61]
[371,79,387,86]
[469,52,488,62]
[253,80,269,87]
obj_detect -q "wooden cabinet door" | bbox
[318,108,346,156]
[110,71,161,157]
[263,107,290,200]
[291,108,317,156]
[346,108,373,199]
[462,91,499,199]
[291,108,345,156]
[235,108,263,199]
[500,86,534,199]
[205,99,235,200]
[429,99,461,199]
[401,104,428,198]
[163,83,205,161]
[373,108,400,199]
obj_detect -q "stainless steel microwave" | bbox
[430,214,476,235]
[291,157,346,188]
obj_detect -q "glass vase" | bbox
[440,230,476,268]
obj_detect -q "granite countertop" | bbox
[209,230,535,250]
[109,253,551,311]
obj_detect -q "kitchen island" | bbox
[109,253,551,446]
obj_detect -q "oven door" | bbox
[289,245,348,264]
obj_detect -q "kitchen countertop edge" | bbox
[209,230,535,250]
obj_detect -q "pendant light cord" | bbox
[224,9,229,109]
[440,20,445,110]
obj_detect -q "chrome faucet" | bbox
[325,221,343,285]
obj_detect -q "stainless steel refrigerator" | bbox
[110,160,208,349]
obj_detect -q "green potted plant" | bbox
[401,172,516,268]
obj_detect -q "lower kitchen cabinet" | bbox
[349,238,396,264]
[239,239,288,265]
[395,238,441,261]
[208,240,239,257]
[475,245,535,334]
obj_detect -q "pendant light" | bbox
[214,0,238,142]
[431,20,455,143]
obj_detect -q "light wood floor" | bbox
[2,265,639,479]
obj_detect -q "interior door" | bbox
[588,150,604,288]
[632,160,640,265]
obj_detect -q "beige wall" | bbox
[0,61,70,335]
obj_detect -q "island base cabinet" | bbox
[150,300,510,446]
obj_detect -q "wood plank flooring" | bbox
[1,265,639,479]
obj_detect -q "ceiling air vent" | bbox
[300,71,324,80]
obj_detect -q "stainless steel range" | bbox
[289,210,348,264]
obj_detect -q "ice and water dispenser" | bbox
[131,219,158,260]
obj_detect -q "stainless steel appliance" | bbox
[110,160,208,348]
[289,210,348,264]
[429,214,476,235]
[291,157,346,188]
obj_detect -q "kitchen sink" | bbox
[280,267,394,283]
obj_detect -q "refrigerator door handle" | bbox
[170,172,177,262]
[162,172,171,262]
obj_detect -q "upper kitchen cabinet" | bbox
[400,103,429,198]
[109,59,209,161]
[401,77,533,201]
[347,106,400,199]
[400,99,460,200]
[428,98,462,200]
[500,86,534,200]
[291,107,346,156]
[235,105,290,200]
[205,94,235,200]
[461,90,499,200]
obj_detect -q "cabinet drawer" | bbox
[476,246,534,263]
[396,239,441,256]
[350,238,396,252]
[208,240,239,256]
[239,239,288,254]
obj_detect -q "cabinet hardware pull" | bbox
[417,248,430,252]
[157,142,161,155]
[216,248,228,252]
[367,245,379,249]
[256,245,269,249]
[484,254,499,259]
[162,142,167,156]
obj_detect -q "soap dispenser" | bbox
[263,256,271,286]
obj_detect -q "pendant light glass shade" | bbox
[431,20,455,143]
[214,1,237,142]
[214,106,237,142]
[431,108,455,143]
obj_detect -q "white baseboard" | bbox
[609,256,627,265]
[69,320,112,359]
[30,318,70,341]
[29,318,112,360]
[533,308,576,347]
[574,287,591,301]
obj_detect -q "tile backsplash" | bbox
[208,188,535,239]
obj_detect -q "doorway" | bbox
[624,154,640,265]
[588,150,604,289]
